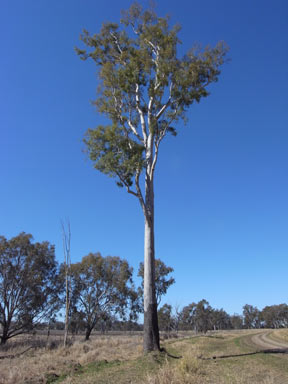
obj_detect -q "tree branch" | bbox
[114,170,139,198]
[135,84,147,143]
[127,119,143,143]
[151,105,179,178]
[155,82,173,120]
[109,32,123,55]
[135,168,146,214]
[148,45,160,121]
[112,87,143,144]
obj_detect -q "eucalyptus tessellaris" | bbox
[76,2,228,352]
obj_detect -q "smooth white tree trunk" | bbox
[143,140,160,351]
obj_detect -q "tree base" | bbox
[143,303,160,352]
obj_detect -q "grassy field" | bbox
[0,329,287,384]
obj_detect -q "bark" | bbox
[63,277,69,347]
[85,326,92,341]
[46,320,51,347]
[143,164,160,352]
[0,336,8,345]
[62,220,71,348]
[0,327,9,345]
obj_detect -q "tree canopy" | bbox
[77,2,228,201]
[69,252,137,340]
[76,2,228,352]
[138,258,175,307]
[0,233,60,344]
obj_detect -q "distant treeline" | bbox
[38,301,288,335]
[156,301,288,333]
[0,233,287,345]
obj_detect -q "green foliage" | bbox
[84,125,144,187]
[210,308,232,330]
[243,304,261,329]
[261,304,288,328]
[138,258,175,307]
[77,3,228,351]
[77,2,228,192]
[157,303,173,332]
[230,314,244,329]
[181,299,213,333]
[69,253,138,339]
[0,233,60,344]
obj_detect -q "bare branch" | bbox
[148,46,161,120]
[61,219,71,347]
[115,170,139,198]
[150,140,160,181]
[144,37,159,56]
[135,168,146,214]
[155,82,173,120]
[112,87,143,144]
[151,105,179,178]
[135,83,147,143]
[110,32,123,55]
[127,119,143,143]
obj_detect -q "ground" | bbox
[0,329,287,384]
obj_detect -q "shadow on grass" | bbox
[199,348,288,360]
[160,347,182,359]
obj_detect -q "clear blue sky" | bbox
[1,0,287,316]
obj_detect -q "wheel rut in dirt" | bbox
[251,331,288,350]
[199,330,288,361]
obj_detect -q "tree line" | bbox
[0,232,173,345]
[1,232,287,346]
[156,301,288,334]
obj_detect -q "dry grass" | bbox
[145,330,288,384]
[1,330,288,384]
[146,345,207,384]
[0,333,142,384]
[271,328,288,343]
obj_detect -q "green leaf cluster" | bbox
[69,253,138,337]
[0,233,60,343]
[77,2,228,190]
[84,125,144,187]
[138,258,175,307]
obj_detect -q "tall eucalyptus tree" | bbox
[76,3,228,351]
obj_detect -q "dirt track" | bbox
[251,330,288,350]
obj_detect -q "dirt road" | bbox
[251,330,288,350]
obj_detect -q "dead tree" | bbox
[61,219,71,347]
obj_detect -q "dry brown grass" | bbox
[145,330,288,384]
[0,333,142,384]
[271,328,288,343]
[1,330,288,384]
[146,345,207,384]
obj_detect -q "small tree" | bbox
[0,233,60,344]
[261,304,288,328]
[181,302,197,331]
[76,2,228,351]
[243,304,261,329]
[230,314,243,329]
[180,299,213,333]
[210,308,231,330]
[172,304,182,333]
[69,307,86,335]
[158,304,173,332]
[138,258,175,307]
[194,299,213,333]
[70,253,136,341]
[61,219,71,347]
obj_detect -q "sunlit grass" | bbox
[1,330,288,384]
